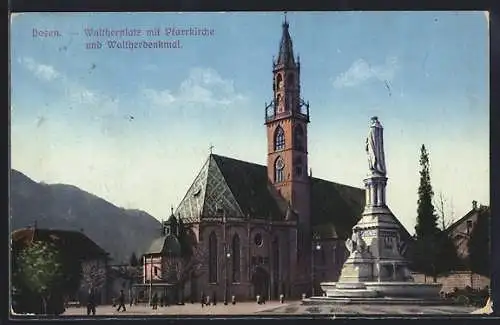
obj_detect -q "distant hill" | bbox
[9,169,162,264]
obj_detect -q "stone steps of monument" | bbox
[302,297,458,306]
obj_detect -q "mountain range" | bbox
[10,169,162,264]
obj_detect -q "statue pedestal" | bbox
[338,251,374,283]
[303,117,444,307]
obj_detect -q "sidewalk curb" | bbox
[256,303,291,313]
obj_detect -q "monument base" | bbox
[320,281,441,298]
[302,296,454,306]
[303,281,445,306]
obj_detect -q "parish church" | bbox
[138,18,366,303]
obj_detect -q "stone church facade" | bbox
[142,19,366,302]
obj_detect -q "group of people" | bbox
[86,289,128,316]
[200,291,218,308]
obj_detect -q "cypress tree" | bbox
[410,145,442,281]
[415,145,440,239]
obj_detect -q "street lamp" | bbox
[311,239,321,297]
[224,249,231,305]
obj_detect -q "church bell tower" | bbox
[265,17,311,238]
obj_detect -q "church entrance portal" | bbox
[251,267,270,300]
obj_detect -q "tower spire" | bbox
[277,13,295,67]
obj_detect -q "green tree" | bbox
[435,231,461,275]
[410,145,445,282]
[16,241,64,314]
[414,145,440,239]
[467,208,490,277]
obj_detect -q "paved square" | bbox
[62,302,288,316]
[261,303,476,315]
[61,301,476,316]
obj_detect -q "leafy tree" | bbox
[129,252,139,267]
[468,208,490,277]
[16,241,64,314]
[80,261,106,293]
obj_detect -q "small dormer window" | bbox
[165,225,171,236]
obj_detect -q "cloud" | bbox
[19,57,61,81]
[142,67,246,108]
[18,56,123,136]
[333,57,399,89]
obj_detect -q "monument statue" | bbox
[309,116,442,304]
[366,116,386,175]
[346,232,367,254]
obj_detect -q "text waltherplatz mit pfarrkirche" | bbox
[83,27,215,50]
[31,26,216,50]
[84,27,215,37]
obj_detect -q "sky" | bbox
[10,11,489,234]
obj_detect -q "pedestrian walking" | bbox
[200,291,205,308]
[116,290,127,312]
[152,293,159,310]
[212,291,217,306]
[86,288,96,316]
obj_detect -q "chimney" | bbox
[472,200,478,210]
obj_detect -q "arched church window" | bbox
[208,231,218,283]
[293,125,304,151]
[275,157,285,183]
[232,234,241,283]
[276,74,283,89]
[276,94,283,113]
[274,127,285,151]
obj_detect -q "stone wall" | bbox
[411,271,490,293]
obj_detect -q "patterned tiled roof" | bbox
[174,154,366,240]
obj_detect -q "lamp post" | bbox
[311,237,321,297]
[149,255,153,305]
[224,248,231,305]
